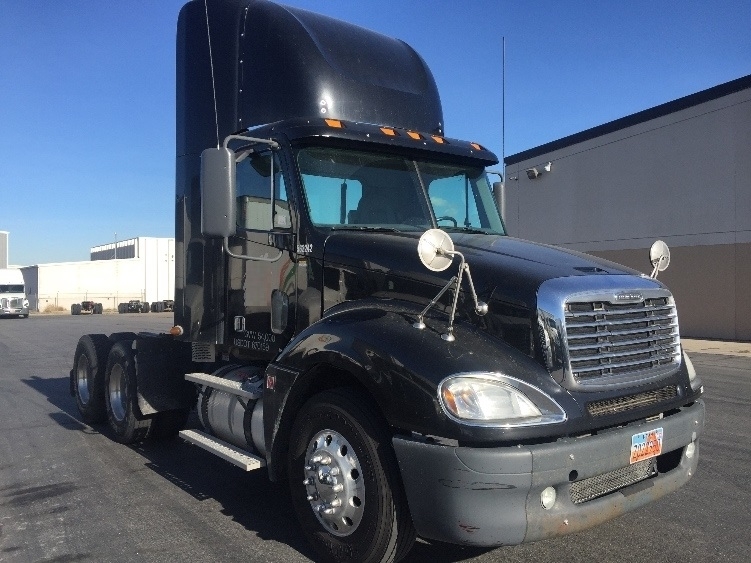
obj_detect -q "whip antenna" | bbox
[204,0,220,148]
[502,36,505,178]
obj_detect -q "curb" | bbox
[682,339,751,358]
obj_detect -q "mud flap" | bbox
[134,337,198,415]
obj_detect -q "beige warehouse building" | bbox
[503,74,751,341]
[21,237,175,312]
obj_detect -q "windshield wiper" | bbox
[331,226,402,233]
[442,226,488,235]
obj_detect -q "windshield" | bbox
[296,146,505,234]
[0,285,24,293]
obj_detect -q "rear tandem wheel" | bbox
[104,341,153,443]
[72,334,110,424]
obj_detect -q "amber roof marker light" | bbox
[324,118,344,128]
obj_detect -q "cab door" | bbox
[226,149,296,359]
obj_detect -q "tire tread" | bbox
[104,341,152,443]
[72,334,111,424]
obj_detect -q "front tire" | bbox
[104,341,152,443]
[72,334,111,424]
[288,388,415,563]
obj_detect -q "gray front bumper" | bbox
[393,400,704,546]
[0,306,28,316]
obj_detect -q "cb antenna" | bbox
[204,0,220,148]
[502,36,505,180]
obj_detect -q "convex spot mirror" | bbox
[200,147,236,238]
[417,229,454,272]
[649,240,670,279]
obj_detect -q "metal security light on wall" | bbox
[526,161,552,180]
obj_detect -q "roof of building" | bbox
[505,74,751,166]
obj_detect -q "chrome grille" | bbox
[1,297,23,309]
[570,458,657,504]
[565,296,680,383]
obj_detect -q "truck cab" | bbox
[193,105,704,560]
[69,2,704,562]
[0,268,29,318]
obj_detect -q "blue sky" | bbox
[1,0,749,266]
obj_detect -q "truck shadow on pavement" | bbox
[24,374,497,563]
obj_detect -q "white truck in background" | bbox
[0,268,29,318]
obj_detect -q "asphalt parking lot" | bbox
[0,314,749,562]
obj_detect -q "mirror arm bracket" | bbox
[223,238,283,263]
[413,251,488,341]
[223,134,279,151]
[413,275,458,330]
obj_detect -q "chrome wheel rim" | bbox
[108,364,126,422]
[76,355,91,405]
[303,429,365,537]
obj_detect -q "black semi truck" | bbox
[70,1,705,561]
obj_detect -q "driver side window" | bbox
[236,151,289,231]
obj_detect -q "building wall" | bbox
[24,259,143,311]
[21,237,176,312]
[142,238,175,306]
[588,244,750,340]
[503,84,751,340]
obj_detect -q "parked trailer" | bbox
[70,2,704,562]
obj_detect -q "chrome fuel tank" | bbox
[196,365,265,455]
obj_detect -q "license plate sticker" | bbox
[630,427,664,464]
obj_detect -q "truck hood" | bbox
[323,230,641,307]
[322,230,650,356]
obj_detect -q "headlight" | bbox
[439,373,566,427]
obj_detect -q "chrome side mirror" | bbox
[649,240,670,279]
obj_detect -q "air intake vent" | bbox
[191,342,215,363]
[565,295,680,384]
[570,458,657,504]
[587,386,678,417]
